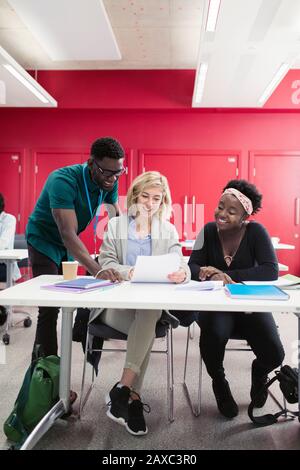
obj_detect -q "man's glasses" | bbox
[93,159,125,178]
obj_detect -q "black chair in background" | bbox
[14,234,31,280]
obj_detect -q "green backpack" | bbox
[3,354,60,448]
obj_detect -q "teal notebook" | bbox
[225,284,290,300]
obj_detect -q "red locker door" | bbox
[34,151,87,265]
[0,151,21,231]
[190,153,240,239]
[250,152,300,275]
[139,151,190,240]
[34,150,82,200]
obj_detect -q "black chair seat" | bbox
[89,320,168,340]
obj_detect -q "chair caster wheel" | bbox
[3,333,10,345]
[24,318,32,328]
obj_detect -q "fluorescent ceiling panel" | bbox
[193,63,208,104]
[7,0,121,61]
[192,0,299,107]
[0,81,6,104]
[0,45,57,107]
[205,0,221,32]
[258,63,290,105]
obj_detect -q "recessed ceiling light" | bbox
[206,0,221,32]
[258,63,289,105]
[3,64,49,103]
[194,63,208,104]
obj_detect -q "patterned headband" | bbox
[222,188,253,215]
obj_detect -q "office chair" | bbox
[12,234,32,329]
[79,310,179,422]
[14,234,31,281]
[183,321,286,417]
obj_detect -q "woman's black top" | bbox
[188,221,278,282]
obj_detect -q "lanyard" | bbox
[83,164,103,256]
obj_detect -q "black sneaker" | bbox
[106,383,131,426]
[212,378,239,418]
[250,368,268,408]
[126,395,151,436]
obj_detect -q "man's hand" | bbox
[199,266,222,281]
[96,269,122,282]
[210,272,235,284]
[168,268,186,284]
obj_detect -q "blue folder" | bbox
[225,284,290,300]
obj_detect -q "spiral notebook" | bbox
[225,284,290,301]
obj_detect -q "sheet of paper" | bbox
[175,280,223,291]
[131,252,181,283]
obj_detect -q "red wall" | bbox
[1,70,300,232]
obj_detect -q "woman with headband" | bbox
[188,179,285,419]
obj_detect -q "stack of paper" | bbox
[278,274,300,289]
[243,274,300,290]
[41,277,116,293]
[176,280,223,292]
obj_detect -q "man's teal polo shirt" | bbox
[26,164,118,266]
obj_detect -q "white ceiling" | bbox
[0,0,203,70]
[193,0,300,107]
[0,0,300,107]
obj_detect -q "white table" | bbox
[0,249,29,343]
[0,249,28,289]
[0,275,300,449]
[273,243,295,250]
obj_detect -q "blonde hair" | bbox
[127,171,172,220]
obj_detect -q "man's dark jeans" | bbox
[28,244,65,357]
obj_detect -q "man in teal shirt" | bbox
[26,137,125,360]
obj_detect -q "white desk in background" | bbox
[0,249,29,343]
[273,243,295,250]
[0,275,300,449]
[271,242,295,272]
[0,249,28,289]
[180,240,296,251]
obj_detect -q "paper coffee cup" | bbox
[62,261,78,280]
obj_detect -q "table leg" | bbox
[4,260,13,333]
[20,306,75,449]
[59,307,75,411]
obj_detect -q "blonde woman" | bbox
[95,171,190,436]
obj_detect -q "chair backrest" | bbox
[14,234,29,269]
[14,234,27,249]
